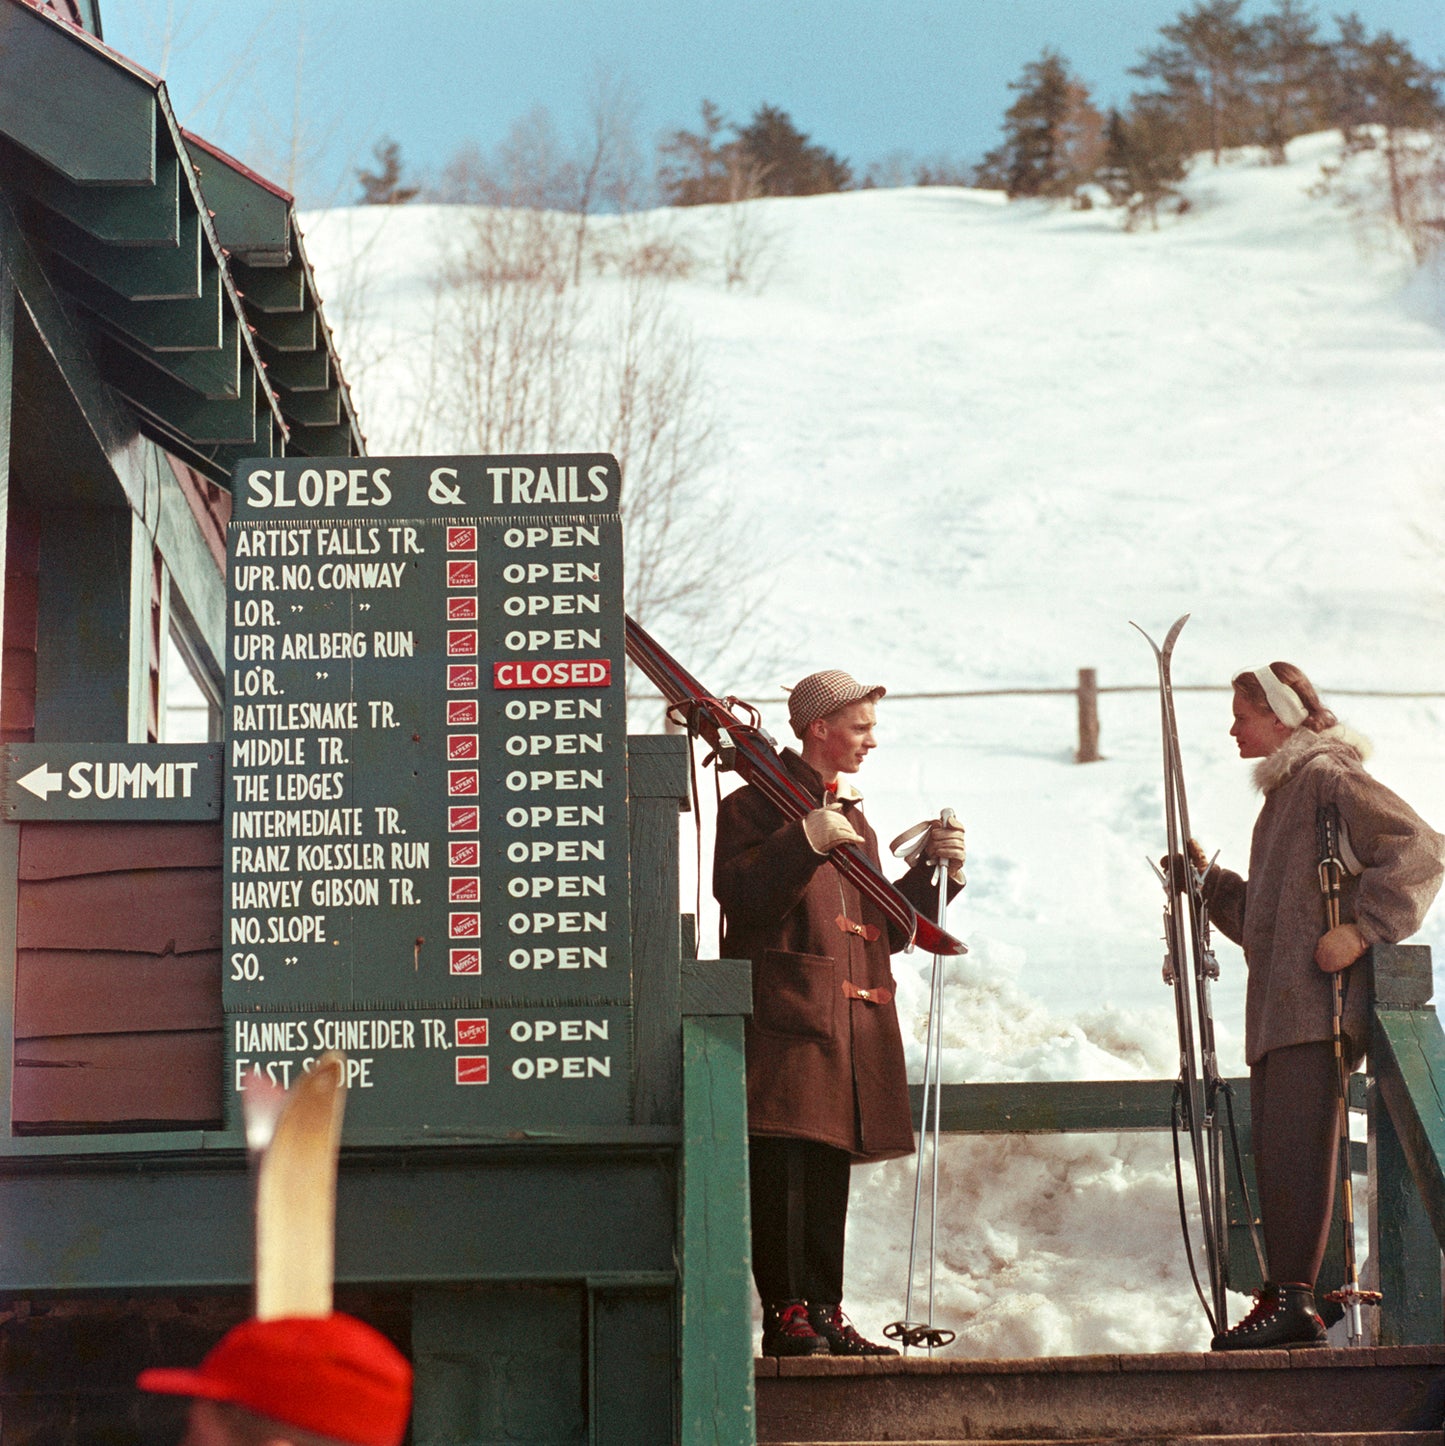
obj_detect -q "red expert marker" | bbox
[446,526,477,551]
[447,560,477,588]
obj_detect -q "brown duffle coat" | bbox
[1203,727,1445,1067]
[714,749,951,1163]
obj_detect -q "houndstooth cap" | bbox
[785,670,886,738]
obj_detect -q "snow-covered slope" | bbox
[301,133,1445,1356]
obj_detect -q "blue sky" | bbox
[101,0,1445,207]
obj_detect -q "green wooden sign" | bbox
[1,743,222,820]
[224,455,632,1129]
[229,1006,631,1131]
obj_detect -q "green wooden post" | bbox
[34,508,135,740]
[1370,943,1445,1344]
[0,271,13,1144]
[629,734,688,1127]
[1369,1077,1443,1344]
[680,957,755,1446]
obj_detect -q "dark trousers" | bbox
[1250,1039,1350,1288]
[748,1135,851,1305]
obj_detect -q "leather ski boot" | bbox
[807,1302,899,1357]
[761,1300,828,1357]
[1211,1283,1327,1350]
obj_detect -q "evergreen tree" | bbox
[732,105,852,196]
[1331,19,1445,225]
[1098,100,1190,228]
[656,100,733,206]
[1253,0,1328,162]
[656,102,850,204]
[1322,13,1373,143]
[976,50,1104,199]
[356,137,418,205]
[1132,0,1260,164]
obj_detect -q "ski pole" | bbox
[1317,804,1380,1344]
[885,809,959,1354]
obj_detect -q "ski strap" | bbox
[1318,803,1344,925]
[1170,1083,1219,1338]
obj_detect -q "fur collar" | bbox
[1252,724,1373,794]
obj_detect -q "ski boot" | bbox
[761,1300,829,1357]
[807,1302,899,1357]
[1211,1283,1327,1350]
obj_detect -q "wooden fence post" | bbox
[1076,668,1101,763]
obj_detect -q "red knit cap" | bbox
[137,1314,412,1446]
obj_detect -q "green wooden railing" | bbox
[907,941,1444,1345]
[668,913,1442,1446]
[1364,942,1445,1343]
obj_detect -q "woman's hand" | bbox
[1315,923,1369,973]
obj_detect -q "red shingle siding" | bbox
[12,821,224,1131]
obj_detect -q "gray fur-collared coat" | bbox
[1203,727,1445,1067]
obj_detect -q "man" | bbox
[714,669,966,1356]
[138,1313,412,1446]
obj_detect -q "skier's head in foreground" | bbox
[138,1313,412,1446]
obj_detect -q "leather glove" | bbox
[1316,922,1369,973]
[1161,839,1210,890]
[924,820,966,882]
[802,799,864,855]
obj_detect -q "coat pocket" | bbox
[755,949,837,1042]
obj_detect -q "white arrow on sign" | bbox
[17,763,64,800]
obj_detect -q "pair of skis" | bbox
[1134,615,1251,1339]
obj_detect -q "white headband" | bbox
[1237,665,1308,728]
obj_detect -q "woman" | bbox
[1199,661,1443,1350]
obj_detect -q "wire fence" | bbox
[628,671,1445,765]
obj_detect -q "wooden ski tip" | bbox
[241,1068,289,1155]
[916,919,968,956]
[254,1051,349,1322]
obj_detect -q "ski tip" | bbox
[1162,614,1191,651]
[916,920,968,956]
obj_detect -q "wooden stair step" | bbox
[766,1436,1441,1446]
[756,1347,1445,1443]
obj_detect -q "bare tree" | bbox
[721,168,779,291]
[438,208,582,453]
[401,204,762,670]
[1313,124,1445,264]
[571,68,647,281]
